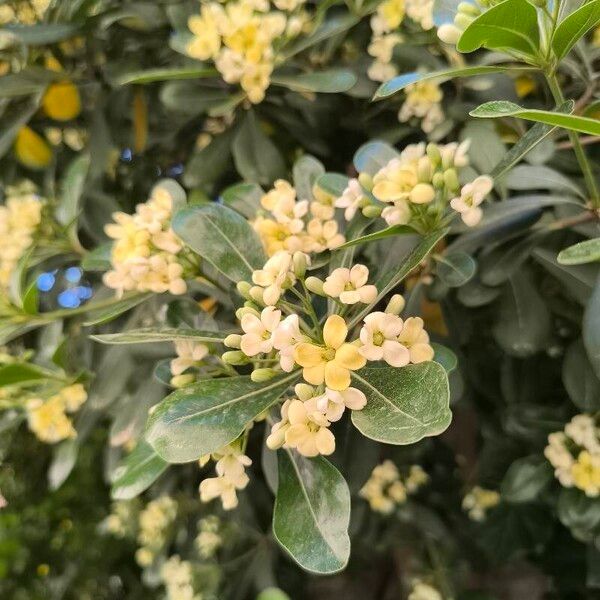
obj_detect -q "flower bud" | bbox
[385,294,406,315]
[458,1,481,16]
[362,205,382,218]
[410,183,435,205]
[236,280,253,299]
[236,306,259,321]
[305,276,325,296]
[432,172,445,189]
[222,351,247,365]
[293,251,308,278]
[170,373,196,388]
[224,334,242,348]
[251,368,277,382]
[454,12,476,30]
[358,172,373,191]
[295,383,315,401]
[417,157,432,182]
[266,427,287,450]
[437,24,461,45]
[426,143,442,166]
[249,286,265,305]
[443,168,460,192]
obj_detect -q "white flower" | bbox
[170,340,209,376]
[284,399,335,457]
[323,265,378,304]
[450,175,493,226]
[261,179,308,230]
[397,317,434,363]
[381,200,411,226]
[199,449,252,510]
[368,59,398,82]
[359,311,409,367]
[272,314,306,372]
[311,387,367,422]
[240,306,281,356]
[306,218,345,252]
[335,178,364,221]
[252,250,295,305]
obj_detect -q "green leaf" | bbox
[91,328,225,345]
[353,141,399,175]
[457,0,540,60]
[292,155,324,202]
[172,203,266,283]
[506,164,583,197]
[0,70,59,99]
[82,293,152,327]
[111,440,168,500]
[1,23,80,44]
[374,66,530,100]
[558,238,600,266]
[146,372,299,463]
[501,455,553,503]
[349,228,447,328]
[271,69,356,93]
[0,98,40,161]
[558,488,600,532]
[21,280,39,315]
[232,111,286,185]
[56,154,90,246]
[471,101,600,136]
[314,173,349,197]
[184,128,234,187]
[111,65,218,86]
[81,243,113,272]
[221,182,263,219]
[562,339,600,412]
[336,224,416,250]
[491,101,574,179]
[0,363,51,387]
[432,343,458,373]
[273,451,350,574]
[552,0,600,61]
[583,274,600,379]
[351,363,451,445]
[435,252,476,287]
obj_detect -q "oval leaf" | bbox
[273,451,350,574]
[583,274,600,379]
[353,140,399,174]
[351,363,451,445]
[558,238,600,266]
[436,252,476,287]
[271,69,357,93]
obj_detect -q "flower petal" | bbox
[335,343,367,370]
[323,314,347,349]
[324,362,350,391]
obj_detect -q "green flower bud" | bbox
[305,276,325,296]
[295,383,315,401]
[249,286,265,305]
[251,368,277,382]
[458,1,481,15]
[358,172,373,191]
[362,205,382,218]
[224,334,242,348]
[293,251,308,278]
[426,143,442,166]
[236,280,253,299]
[236,306,259,321]
[222,351,247,365]
[455,12,476,29]
[443,168,460,192]
[417,157,432,182]
[170,373,196,388]
[432,172,445,189]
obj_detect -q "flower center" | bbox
[323,347,336,361]
[373,332,385,346]
[343,282,355,291]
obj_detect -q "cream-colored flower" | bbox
[261,179,307,228]
[571,451,600,497]
[199,448,252,510]
[372,159,418,203]
[323,265,377,305]
[252,250,295,305]
[450,175,493,226]
[240,306,281,356]
[462,486,500,521]
[187,4,222,60]
[408,581,442,600]
[284,399,335,457]
[399,80,444,134]
[359,311,409,367]
[306,218,345,252]
[170,340,209,376]
[406,0,434,30]
[58,383,87,412]
[310,186,336,220]
[335,178,365,221]
[312,386,367,422]
[294,315,366,390]
[272,314,306,371]
[266,398,293,450]
[26,396,76,443]
[368,59,398,83]
[381,200,411,226]
[397,317,434,363]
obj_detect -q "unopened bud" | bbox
[385,294,406,315]
[443,168,459,193]
[170,373,196,388]
[458,1,481,16]
[437,23,461,45]
[358,172,373,191]
[236,280,253,299]
[362,205,382,218]
[410,183,435,205]
[249,286,265,305]
[236,306,259,321]
[224,334,242,348]
[251,368,277,382]
[432,172,445,189]
[305,276,325,296]
[417,157,432,182]
[454,12,476,30]
[295,383,315,401]
[293,251,308,278]
[426,143,442,166]
[222,351,247,365]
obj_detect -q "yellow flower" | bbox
[379,0,405,30]
[284,399,335,457]
[14,127,52,170]
[514,74,537,98]
[26,396,76,444]
[187,5,222,60]
[59,383,87,412]
[571,451,600,497]
[42,81,81,121]
[294,315,366,390]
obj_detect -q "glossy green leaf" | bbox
[562,339,600,412]
[471,101,600,136]
[506,164,583,196]
[0,363,51,387]
[558,238,600,266]
[21,280,38,315]
[56,154,90,246]
[336,224,416,250]
[349,228,447,328]
[435,252,476,287]
[273,451,350,574]
[111,65,218,86]
[552,0,600,61]
[501,455,553,503]
[232,110,286,185]
[82,293,152,327]
[374,65,529,99]
[81,243,113,272]
[558,488,600,532]
[457,0,540,59]
[1,23,80,44]
[583,274,600,379]
[146,372,299,463]
[111,440,168,500]
[173,203,266,283]
[92,328,225,345]
[271,69,356,93]
[292,155,324,202]
[314,173,349,197]
[221,182,263,219]
[353,141,399,175]
[183,128,234,187]
[351,363,451,445]
[432,343,458,373]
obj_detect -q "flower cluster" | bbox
[462,486,500,521]
[103,180,190,297]
[0,182,43,290]
[437,1,502,45]
[360,461,429,514]
[399,79,445,134]
[199,444,252,510]
[0,0,49,26]
[135,496,178,567]
[341,141,493,229]
[103,499,141,539]
[160,555,202,600]
[252,179,344,256]
[195,516,222,559]
[186,0,309,104]
[225,250,435,457]
[545,414,600,497]
[26,384,87,444]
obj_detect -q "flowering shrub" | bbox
[1,0,600,598]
